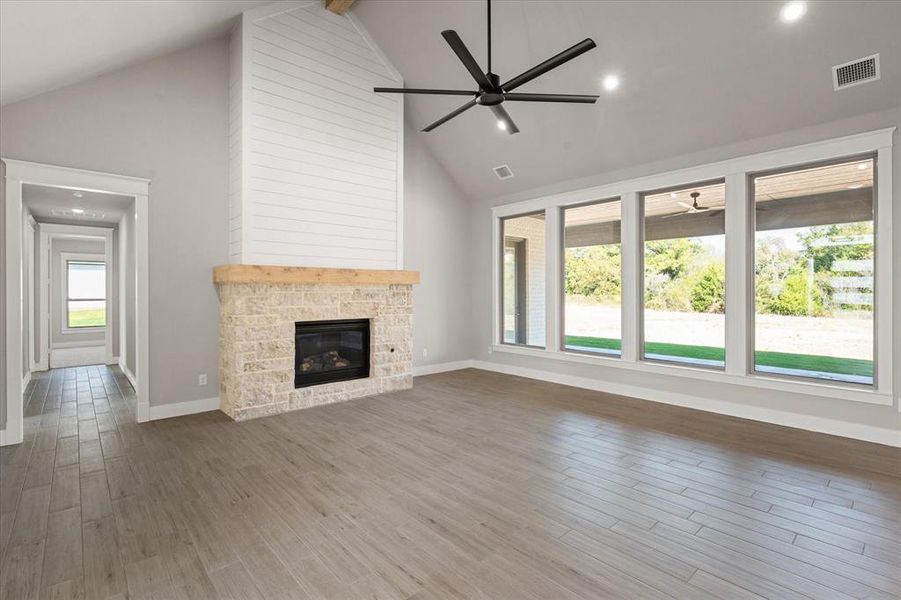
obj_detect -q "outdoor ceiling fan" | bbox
[670,192,724,216]
[373,0,599,134]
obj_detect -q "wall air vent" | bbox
[833,54,880,90]
[493,164,514,180]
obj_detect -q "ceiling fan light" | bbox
[602,74,619,91]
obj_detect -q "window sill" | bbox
[489,344,893,407]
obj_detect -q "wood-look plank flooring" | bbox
[1,366,899,599]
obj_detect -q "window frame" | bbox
[639,179,727,371]
[560,196,624,359]
[747,152,879,387]
[497,210,547,349]
[490,127,894,406]
[61,252,107,334]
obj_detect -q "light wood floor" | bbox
[1,366,899,599]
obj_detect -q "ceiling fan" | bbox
[670,191,724,216]
[373,0,599,134]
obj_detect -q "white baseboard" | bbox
[471,360,901,448]
[52,339,104,349]
[412,360,474,376]
[0,428,20,447]
[50,345,106,368]
[118,359,138,390]
[148,396,220,421]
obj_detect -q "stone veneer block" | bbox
[215,280,414,421]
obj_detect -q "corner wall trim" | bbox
[470,360,901,448]
[22,371,32,390]
[148,396,220,421]
[412,360,474,376]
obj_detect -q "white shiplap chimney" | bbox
[229,1,404,269]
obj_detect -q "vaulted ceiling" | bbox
[353,0,900,201]
[0,0,270,106]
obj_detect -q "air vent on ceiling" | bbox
[493,164,514,180]
[833,54,880,91]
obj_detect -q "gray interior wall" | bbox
[1,160,7,430]
[403,117,473,368]
[33,227,41,365]
[123,204,137,377]
[22,210,32,375]
[0,38,229,408]
[471,107,901,438]
[49,237,107,346]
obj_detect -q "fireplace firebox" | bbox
[294,319,370,388]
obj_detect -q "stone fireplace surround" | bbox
[214,265,419,421]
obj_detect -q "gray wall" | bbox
[121,203,137,377]
[1,160,6,429]
[471,107,901,438]
[403,118,473,369]
[0,38,229,408]
[49,237,107,346]
[22,211,33,376]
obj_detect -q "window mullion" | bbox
[725,172,750,376]
[620,191,640,363]
[546,208,561,352]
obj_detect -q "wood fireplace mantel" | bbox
[213,264,420,285]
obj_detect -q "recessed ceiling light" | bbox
[71,208,85,214]
[857,163,869,170]
[670,192,678,199]
[497,120,507,131]
[780,1,806,23]
[72,191,84,198]
[602,74,620,91]
[847,184,863,189]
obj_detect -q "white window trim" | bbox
[60,252,108,335]
[491,127,894,407]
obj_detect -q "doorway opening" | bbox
[2,159,150,446]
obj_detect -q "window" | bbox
[66,260,106,329]
[563,198,622,356]
[752,157,875,385]
[642,182,726,368]
[500,212,545,347]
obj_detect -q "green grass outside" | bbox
[68,309,106,328]
[564,335,873,378]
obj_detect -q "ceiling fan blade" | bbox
[490,104,520,134]
[503,93,598,103]
[422,98,478,132]
[502,38,597,92]
[374,87,477,96]
[441,30,492,90]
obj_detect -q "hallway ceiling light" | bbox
[71,208,85,214]
[780,1,807,23]
[72,191,84,198]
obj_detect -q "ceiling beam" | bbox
[325,0,355,15]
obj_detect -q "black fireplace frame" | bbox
[294,318,370,388]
